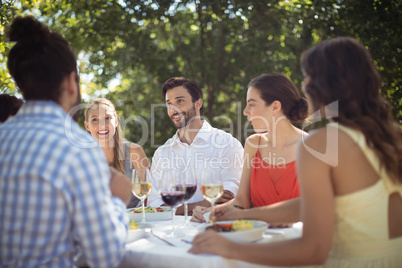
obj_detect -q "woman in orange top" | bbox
[192,73,308,221]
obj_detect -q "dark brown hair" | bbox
[301,36,402,182]
[0,94,23,122]
[162,77,204,116]
[248,73,308,122]
[6,16,77,102]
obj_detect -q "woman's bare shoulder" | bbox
[127,142,149,168]
[298,125,356,167]
[304,125,356,147]
[245,133,264,151]
[127,142,146,155]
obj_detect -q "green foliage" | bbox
[0,0,18,94]
[1,0,401,157]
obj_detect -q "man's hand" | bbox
[109,167,132,205]
[216,190,234,204]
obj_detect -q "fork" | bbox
[181,239,192,244]
[149,229,176,247]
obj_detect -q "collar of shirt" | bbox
[17,100,68,121]
[170,120,213,146]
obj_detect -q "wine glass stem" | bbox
[211,201,215,222]
[184,201,188,225]
[171,207,177,235]
[141,199,146,223]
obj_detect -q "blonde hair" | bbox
[84,98,126,174]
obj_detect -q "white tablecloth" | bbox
[117,216,302,268]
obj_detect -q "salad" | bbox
[129,206,168,214]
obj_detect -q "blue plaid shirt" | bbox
[0,101,128,268]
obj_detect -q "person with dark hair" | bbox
[192,73,308,222]
[162,77,205,117]
[189,37,402,266]
[148,77,244,216]
[0,93,23,123]
[0,16,132,268]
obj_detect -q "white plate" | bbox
[127,228,148,243]
[127,223,152,243]
[198,220,268,243]
[127,206,172,221]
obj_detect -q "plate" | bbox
[127,228,148,243]
[126,206,172,221]
[198,220,268,243]
[127,223,153,243]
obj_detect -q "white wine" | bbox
[200,184,223,203]
[132,182,152,199]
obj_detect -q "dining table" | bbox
[117,216,303,268]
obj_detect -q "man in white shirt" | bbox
[148,77,244,215]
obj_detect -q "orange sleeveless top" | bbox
[250,135,300,207]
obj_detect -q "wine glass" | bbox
[183,167,197,226]
[132,168,153,223]
[159,168,186,237]
[200,169,223,222]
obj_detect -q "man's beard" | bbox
[171,105,197,129]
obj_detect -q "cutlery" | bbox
[150,229,176,247]
[181,239,192,244]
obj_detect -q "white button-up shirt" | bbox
[148,120,244,207]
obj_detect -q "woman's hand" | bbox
[211,205,242,222]
[189,230,235,257]
[191,206,210,223]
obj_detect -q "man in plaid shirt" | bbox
[0,16,132,268]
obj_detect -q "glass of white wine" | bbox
[200,169,223,222]
[132,168,153,223]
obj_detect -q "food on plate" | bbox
[129,220,139,230]
[268,223,293,229]
[206,224,232,232]
[232,220,254,231]
[129,206,167,214]
[206,220,254,233]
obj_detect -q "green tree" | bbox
[1,0,400,157]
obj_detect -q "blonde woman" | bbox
[85,98,150,208]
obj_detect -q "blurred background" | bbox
[1,0,401,157]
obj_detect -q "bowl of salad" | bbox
[127,206,172,221]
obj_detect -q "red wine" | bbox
[184,184,197,201]
[161,191,185,207]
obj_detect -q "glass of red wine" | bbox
[159,169,186,237]
[183,167,197,226]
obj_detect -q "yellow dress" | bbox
[312,124,402,267]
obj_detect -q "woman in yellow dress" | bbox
[189,37,402,266]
